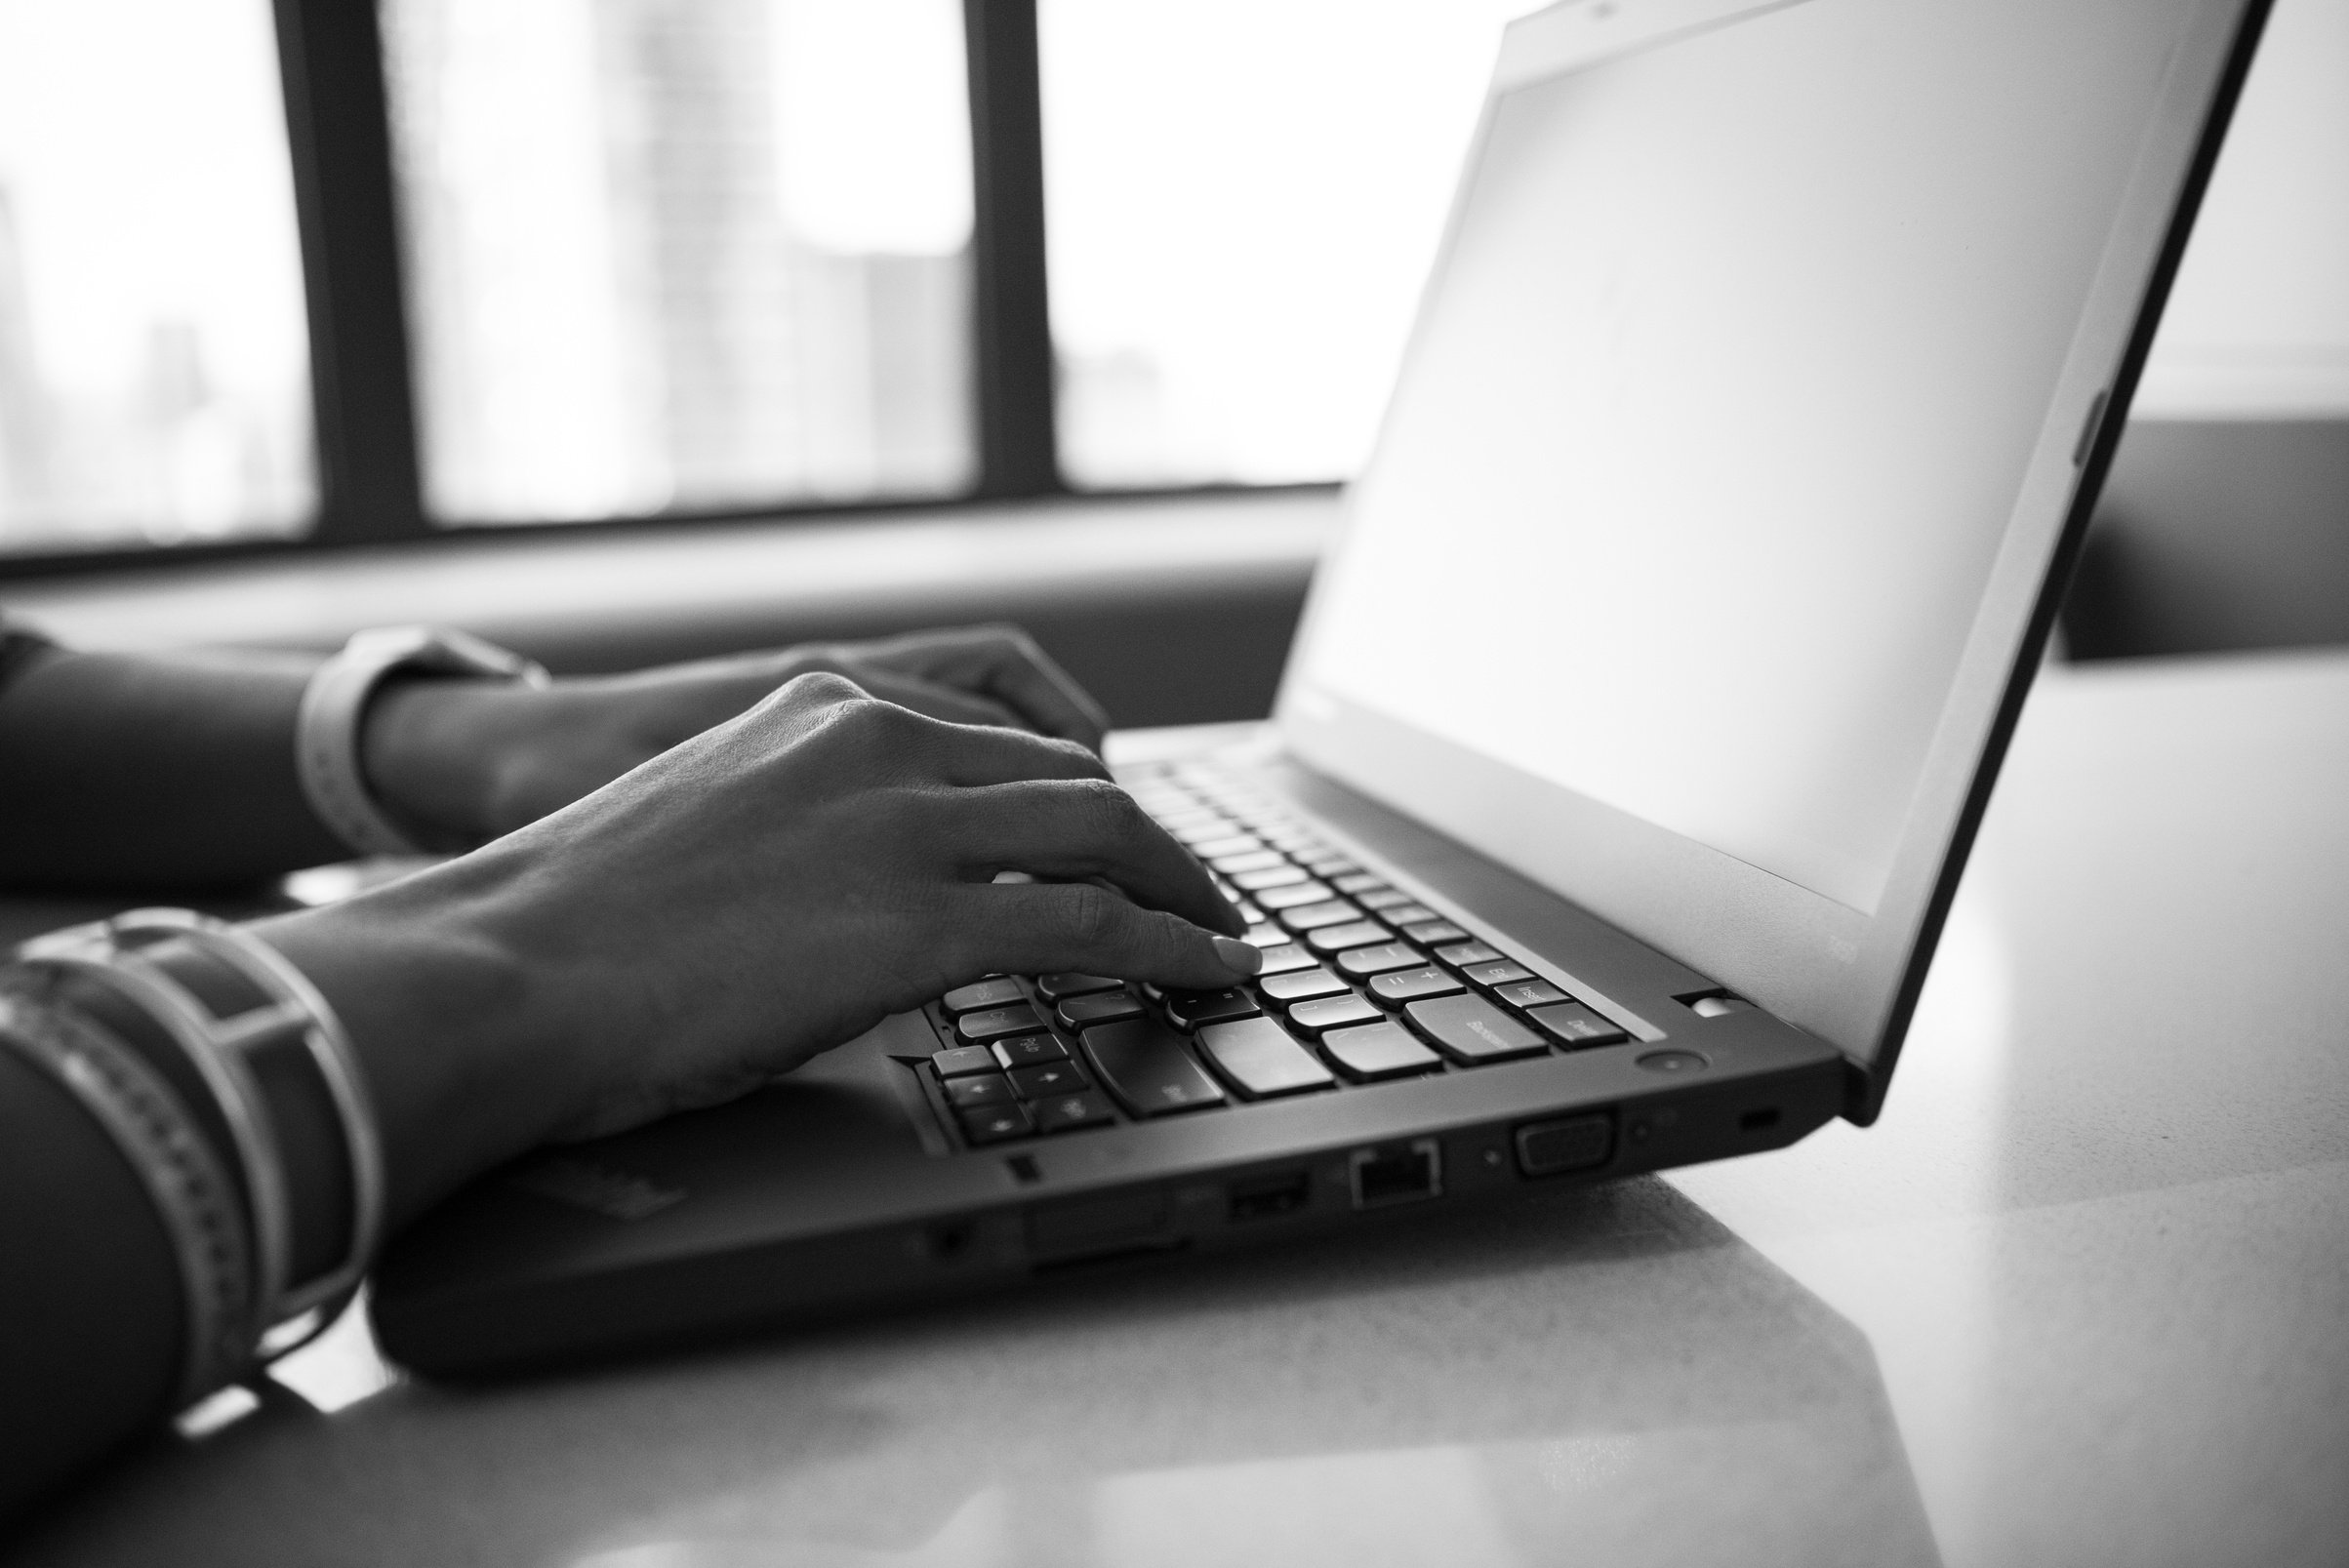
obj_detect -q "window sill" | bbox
[0,490,1338,727]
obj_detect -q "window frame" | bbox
[0,0,1322,582]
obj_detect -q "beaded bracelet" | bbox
[15,910,384,1360]
[0,980,257,1403]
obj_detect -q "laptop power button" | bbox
[1515,1113,1614,1177]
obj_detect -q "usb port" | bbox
[1227,1169,1312,1222]
[1349,1140,1442,1209]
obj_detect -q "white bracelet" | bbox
[16,910,385,1359]
[297,625,549,858]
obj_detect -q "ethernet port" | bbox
[1349,1140,1442,1210]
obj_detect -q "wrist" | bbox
[250,857,575,1229]
[357,677,506,849]
[301,626,550,858]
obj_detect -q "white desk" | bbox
[14,649,2347,1568]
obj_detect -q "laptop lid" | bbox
[1274,0,2268,1116]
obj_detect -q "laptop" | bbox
[371,0,2270,1375]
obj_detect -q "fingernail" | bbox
[1213,936,1263,977]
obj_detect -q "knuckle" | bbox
[783,668,867,707]
[1067,777,1145,837]
[1054,884,1124,947]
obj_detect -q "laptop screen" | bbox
[1279,0,2241,1066]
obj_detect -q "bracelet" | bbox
[297,624,549,858]
[15,910,385,1359]
[0,981,256,1404]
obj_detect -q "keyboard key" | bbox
[1253,880,1335,910]
[1009,1060,1091,1099]
[1243,923,1291,948]
[1302,855,1360,878]
[1354,888,1414,911]
[1332,942,1426,978]
[992,1033,1072,1069]
[945,1073,1016,1108]
[1167,817,1239,843]
[1526,1002,1630,1048]
[1492,978,1571,1010]
[959,1104,1034,1144]
[1307,920,1395,953]
[1399,921,1470,946]
[1233,902,1266,926]
[1081,1018,1228,1116]
[1320,1021,1442,1082]
[1164,986,1262,1030]
[931,1045,1000,1078]
[1189,833,1263,860]
[1233,864,1311,892]
[1287,992,1385,1034]
[1058,991,1144,1030]
[1432,942,1503,970]
[1459,959,1535,990]
[1405,994,1549,1064]
[1264,832,1325,855]
[1368,965,1465,1005]
[1032,1090,1117,1132]
[941,977,1026,1015]
[1037,973,1121,1000]
[1376,904,1440,928]
[1278,900,1365,932]
[1197,1017,1336,1098]
[1332,872,1388,895]
[1258,966,1351,1004]
[956,1003,1049,1043]
[1255,943,1319,975]
[1210,849,1287,875]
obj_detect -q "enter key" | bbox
[1404,993,1550,1065]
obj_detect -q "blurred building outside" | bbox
[384,0,975,526]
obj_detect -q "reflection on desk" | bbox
[10,649,2346,1568]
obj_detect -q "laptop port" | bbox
[1227,1169,1312,1223]
[1350,1140,1442,1210]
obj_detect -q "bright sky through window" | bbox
[0,0,312,549]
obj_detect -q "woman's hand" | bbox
[359,624,1109,849]
[260,672,1255,1227]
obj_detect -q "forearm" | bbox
[0,647,347,890]
[251,858,581,1231]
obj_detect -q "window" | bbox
[0,0,313,553]
[1038,0,1545,488]
[382,0,977,525]
[1,0,2330,571]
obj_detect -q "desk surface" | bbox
[12,649,2347,1568]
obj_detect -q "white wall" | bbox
[2138,0,2349,418]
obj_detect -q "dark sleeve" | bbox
[0,639,346,890]
[0,1044,185,1520]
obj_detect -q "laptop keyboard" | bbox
[921,763,1632,1147]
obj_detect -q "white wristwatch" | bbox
[296,625,550,858]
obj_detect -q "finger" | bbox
[938,778,1242,936]
[843,667,1028,732]
[867,625,1109,750]
[754,672,1110,788]
[914,713,1113,787]
[960,882,1262,988]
